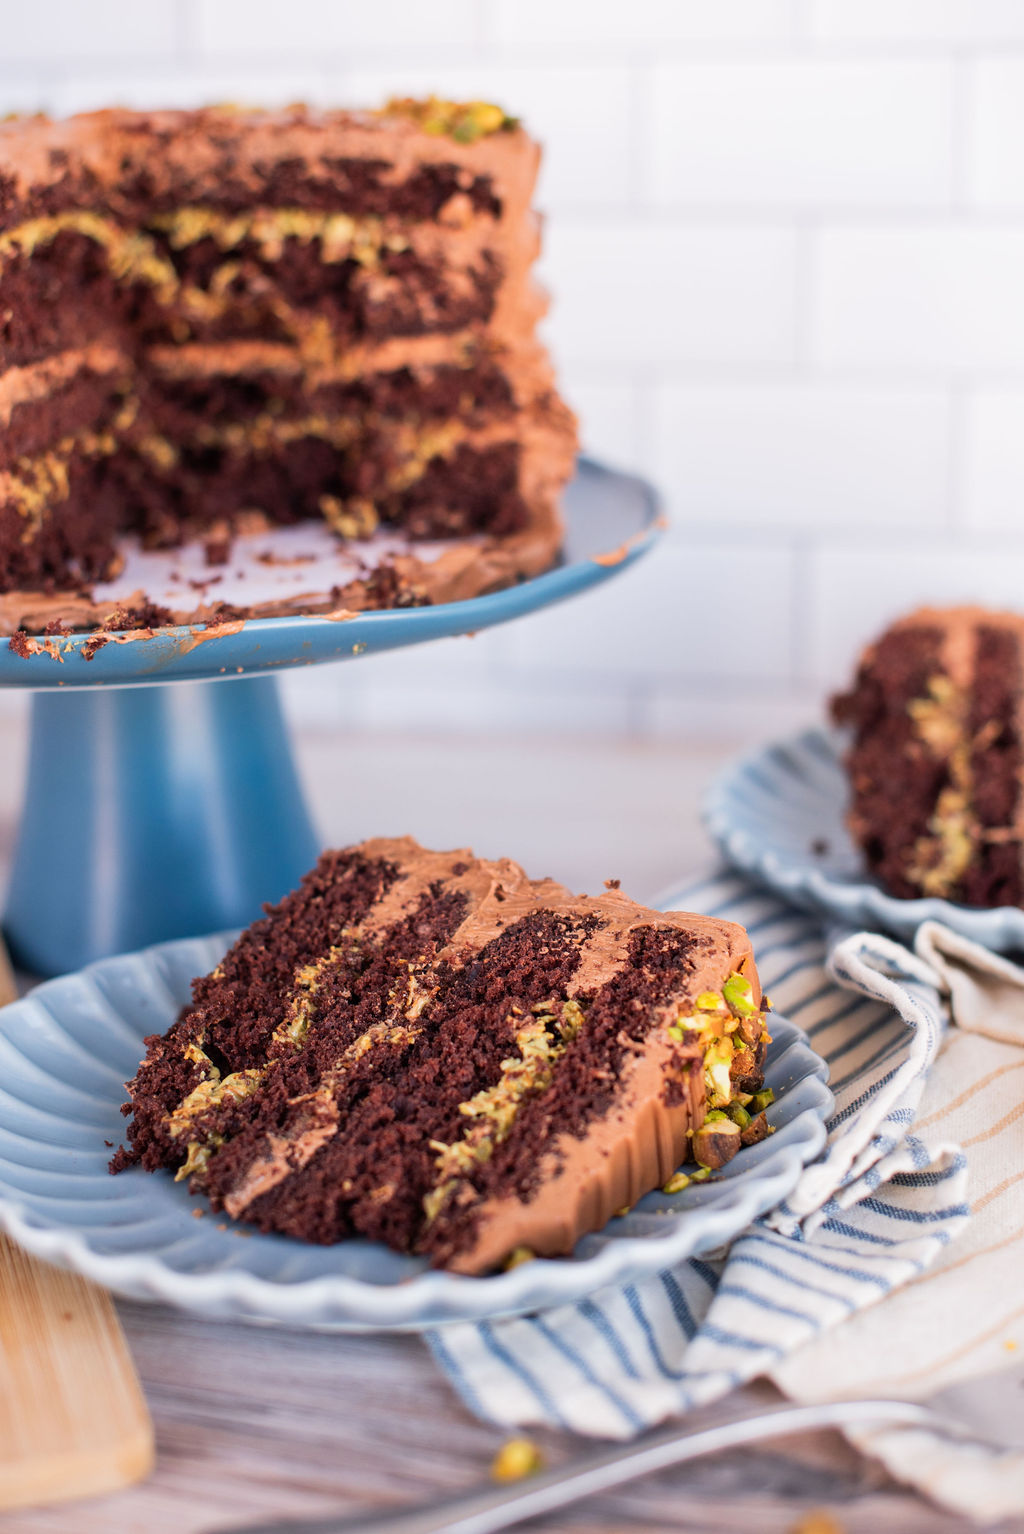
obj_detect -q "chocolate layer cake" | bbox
[0,100,577,633]
[112,837,772,1273]
[833,606,1024,906]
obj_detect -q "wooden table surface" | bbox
[0,714,1020,1534]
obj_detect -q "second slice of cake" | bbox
[833,606,1024,907]
[112,837,771,1273]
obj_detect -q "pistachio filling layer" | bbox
[173,943,435,1196]
[0,205,493,349]
[4,420,126,537]
[424,998,586,1225]
[4,404,509,535]
[0,204,452,278]
[148,206,410,264]
[906,673,977,897]
[0,210,180,291]
[169,1037,264,1182]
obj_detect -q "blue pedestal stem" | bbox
[4,677,320,976]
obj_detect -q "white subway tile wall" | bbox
[4,0,1022,740]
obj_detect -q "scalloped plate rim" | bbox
[0,931,832,1331]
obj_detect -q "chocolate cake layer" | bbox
[140,355,516,438]
[112,837,772,1274]
[0,140,505,231]
[1,353,129,468]
[117,434,527,546]
[0,101,577,622]
[0,230,139,370]
[0,222,504,362]
[832,606,1024,907]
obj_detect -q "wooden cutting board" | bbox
[0,938,154,1510]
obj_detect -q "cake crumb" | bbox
[491,1438,544,1483]
[82,634,110,661]
[604,878,621,889]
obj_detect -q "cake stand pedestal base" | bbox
[4,677,319,976]
[0,461,662,977]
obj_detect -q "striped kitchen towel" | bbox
[427,872,1024,1522]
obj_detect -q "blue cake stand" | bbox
[2,458,662,975]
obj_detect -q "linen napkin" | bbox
[427,873,1024,1523]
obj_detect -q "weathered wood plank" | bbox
[4,1304,1016,1534]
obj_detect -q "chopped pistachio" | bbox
[703,1109,729,1123]
[692,1116,742,1171]
[423,1178,455,1225]
[696,991,722,1011]
[750,1087,775,1114]
[740,1111,770,1147]
[318,494,379,541]
[689,1166,712,1183]
[722,972,757,1016]
[703,1038,736,1108]
[174,1142,209,1182]
[491,1438,544,1483]
[504,1246,535,1270]
[727,1103,751,1129]
[662,1171,691,1194]
[729,1047,759,1090]
[385,96,517,143]
[667,1022,685,1043]
[613,1205,631,1218]
[174,1132,223,1183]
[167,1066,263,1138]
[560,998,586,1040]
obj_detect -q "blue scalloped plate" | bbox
[0,931,831,1331]
[706,726,1024,951]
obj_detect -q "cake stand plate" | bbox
[2,459,662,975]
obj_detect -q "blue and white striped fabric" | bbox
[426,872,970,1439]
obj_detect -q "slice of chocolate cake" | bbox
[0,99,577,633]
[112,837,771,1274]
[832,606,1024,907]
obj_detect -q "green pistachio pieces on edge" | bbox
[662,1170,691,1194]
[722,971,757,1016]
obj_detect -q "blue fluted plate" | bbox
[0,932,831,1331]
[706,726,1024,952]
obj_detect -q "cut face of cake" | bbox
[832,606,1024,907]
[0,100,577,632]
[112,837,772,1274]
